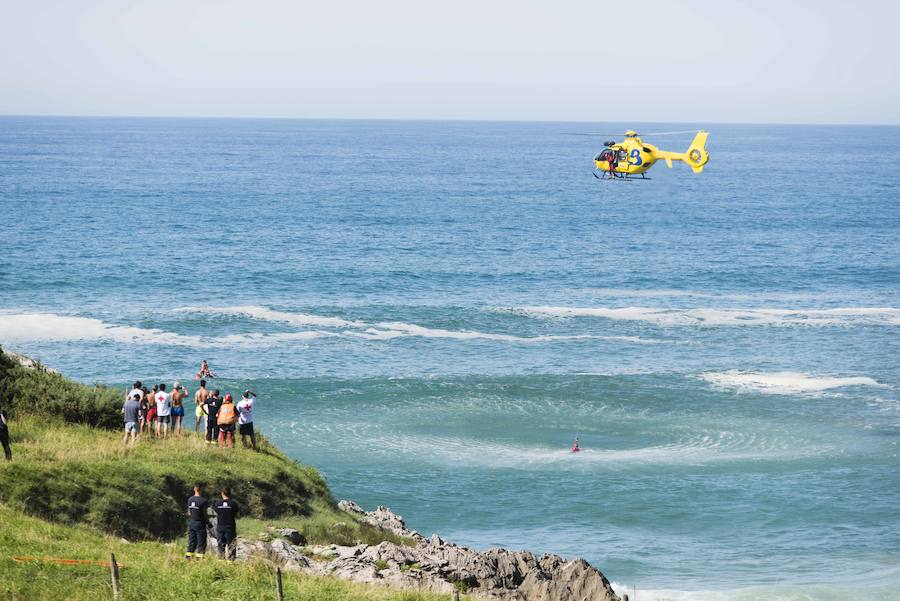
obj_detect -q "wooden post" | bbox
[452,588,460,601]
[275,566,284,601]
[110,553,121,600]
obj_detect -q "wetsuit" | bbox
[0,409,10,461]
[205,396,222,442]
[186,494,209,556]
[214,497,240,560]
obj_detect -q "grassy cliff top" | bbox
[0,347,408,546]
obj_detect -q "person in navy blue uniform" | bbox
[213,486,240,560]
[185,483,209,559]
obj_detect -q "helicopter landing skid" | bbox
[593,171,651,181]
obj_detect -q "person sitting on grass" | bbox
[217,394,238,448]
[237,390,257,451]
[0,403,11,461]
[214,486,239,561]
[122,393,142,446]
[185,483,210,560]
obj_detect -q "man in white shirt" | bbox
[155,383,172,438]
[236,390,257,450]
[126,380,143,403]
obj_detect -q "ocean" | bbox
[1,116,898,600]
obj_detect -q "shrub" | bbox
[0,347,122,428]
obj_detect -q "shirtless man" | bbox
[194,379,210,433]
[170,381,189,436]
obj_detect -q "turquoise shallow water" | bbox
[1,117,899,600]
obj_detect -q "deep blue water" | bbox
[1,117,899,600]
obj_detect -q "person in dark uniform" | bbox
[0,404,11,461]
[185,483,209,559]
[204,390,223,444]
[213,486,239,560]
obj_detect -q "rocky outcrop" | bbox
[238,503,619,601]
[2,350,59,374]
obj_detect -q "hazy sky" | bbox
[1,0,898,123]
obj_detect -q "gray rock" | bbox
[4,351,60,374]
[280,528,306,546]
[235,502,620,601]
[338,500,366,515]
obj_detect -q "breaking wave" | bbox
[173,305,660,344]
[514,306,900,327]
[0,309,658,347]
[0,313,332,346]
[698,370,888,394]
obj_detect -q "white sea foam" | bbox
[0,312,332,347]
[0,313,202,345]
[609,581,887,601]
[515,306,900,327]
[174,305,660,344]
[699,370,888,394]
[174,305,365,328]
[0,310,655,347]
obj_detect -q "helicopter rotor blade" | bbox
[637,129,700,136]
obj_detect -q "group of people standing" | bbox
[122,378,258,450]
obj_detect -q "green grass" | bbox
[239,510,415,547]
[0,504,453,601]
[0,348,429,599]
[0,415,337,540]
[0,415,407,546]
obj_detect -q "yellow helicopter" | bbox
[590,130,710,180]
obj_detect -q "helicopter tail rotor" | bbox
[684,131,710,173]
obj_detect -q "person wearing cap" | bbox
[123,392,142,445]
[217,393,238,448]
[236,390,257,451]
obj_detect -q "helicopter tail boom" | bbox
[651,130,710,173]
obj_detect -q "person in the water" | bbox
[571,436,581,453]
[195,359,216,380]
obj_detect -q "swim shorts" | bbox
[239,422,254,436]
[171,406,184,417]
[124,421,138,433]
[158,415,171,424]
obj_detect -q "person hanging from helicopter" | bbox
[595,142,619,178]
